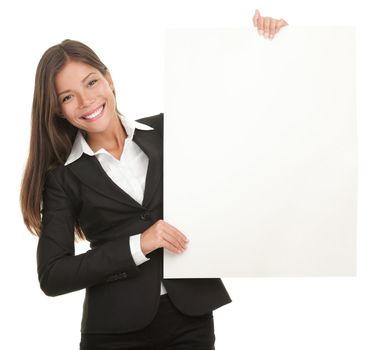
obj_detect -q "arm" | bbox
[37,169,141,297]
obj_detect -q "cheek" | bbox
[61,105,72,118]
[63,115,79,128]
[61,103,78,122]
[105,89,117,108]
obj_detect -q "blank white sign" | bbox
[163,27,356,278]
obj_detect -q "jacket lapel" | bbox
[67,128,162,209]
[133,128,162,208]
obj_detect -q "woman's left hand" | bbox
[253,9,288,40]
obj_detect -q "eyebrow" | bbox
[57,72,97,97]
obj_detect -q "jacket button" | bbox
[140,212,151,221]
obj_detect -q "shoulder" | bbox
[44,164,78,190]
[136,112,163,132]
[45,165,65,183]
[43,165,81,209]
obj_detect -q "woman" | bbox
[20,10,287,350]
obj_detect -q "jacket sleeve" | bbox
[37,168,141,297]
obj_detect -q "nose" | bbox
[77,91,94,109]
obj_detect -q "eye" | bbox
[62,95,72,103]
[88,79,98,87]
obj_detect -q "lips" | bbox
[81,104,105,120]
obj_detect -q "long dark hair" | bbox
[20,39,114,239]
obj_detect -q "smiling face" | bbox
[55,59,117,136]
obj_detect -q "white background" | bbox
[1,0,391,349]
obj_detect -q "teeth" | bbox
[84,105,103,119]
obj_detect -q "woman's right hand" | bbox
[140,219,189,256]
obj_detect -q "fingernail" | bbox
[264,32,268,39]
[258,29,263,36]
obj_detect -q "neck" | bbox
[86,115,127,154]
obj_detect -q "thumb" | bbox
[278,18,288,27]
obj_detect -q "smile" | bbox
[81,104,105,121]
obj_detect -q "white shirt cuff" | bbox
[129,234,150,266]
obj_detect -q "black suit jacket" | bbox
[37,113,231,334]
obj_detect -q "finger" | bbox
[257,14,265,33]
[163,221,189,242]
[263,17,271,38]
[275,19,288,34]
[164,226,188,250]
[165,230,188,251]
[162,232,185,253]
[157,223,187,250]
[278,18,288,28]
[270,19,277,39]
[162,238,182,254]
[252,9,259,27]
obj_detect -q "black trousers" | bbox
[80,294,215,350]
